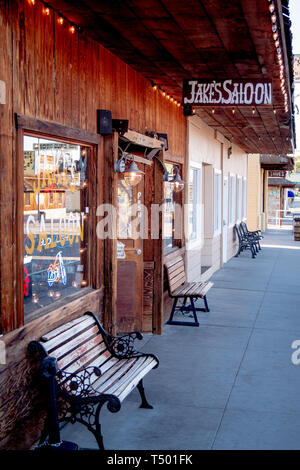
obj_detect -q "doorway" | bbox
[116,172,144,332]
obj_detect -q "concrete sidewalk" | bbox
[61,229,300,450]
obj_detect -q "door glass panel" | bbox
[117,179,134,239]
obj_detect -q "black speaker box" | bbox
[97,109,112,135]
[183,105,194,116]
[112,119,129,135]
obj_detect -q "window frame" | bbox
[236,175,243,224]
[242,177,247,220]
[13,114,103,330]
[163,162,184,254]
[229,173,236,227]
[214,169,222,235]
[187,162,202,248]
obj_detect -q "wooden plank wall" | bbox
[0,0,186,449]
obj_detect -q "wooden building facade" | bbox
[0,0,186,449]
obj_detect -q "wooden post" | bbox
[103,132,118,335]
[152,149,164,335]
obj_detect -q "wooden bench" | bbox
[240,221,263,252]
[28,311,159,450]
[165,257,214,327]
[234,224,257,258]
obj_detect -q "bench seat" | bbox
[165,257,213,326]
[28,312,159,449]
[172,281,214,298]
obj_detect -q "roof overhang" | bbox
[268,176,296,186]
[260,154,294,170]
[46,0,295,154]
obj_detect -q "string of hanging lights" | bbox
[29,0,78,33]
[151,82,182,109]
[268,0,289,113]
[30,0,182,109]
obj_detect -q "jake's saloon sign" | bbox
[183,79,272,106]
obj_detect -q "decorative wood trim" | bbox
[132,155,153,166]
[15,114,101,145]
[123,129,162,149]
[165,152,184,164]
[144,261,155,269]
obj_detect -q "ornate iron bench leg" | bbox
[137,379,153,409]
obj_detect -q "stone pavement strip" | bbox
[61,229,300,450]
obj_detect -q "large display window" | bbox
[23,135,89,317]
[163,163,183,253]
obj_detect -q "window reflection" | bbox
[23,136,88,317]
[164,163,180,253]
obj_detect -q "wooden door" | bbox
[116,169,144,333]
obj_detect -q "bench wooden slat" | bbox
[168,265,185,283]
[117,358,158,403]
[43,316,97,352]
[110,356,155,397]
[165,256,183,270]
[69,355,119,386]
[107,356,150,396]
[172,282,195,296]
[169,278,185,294]
[95,358,139,393]
[196,281,214,297]
[169,272,186,292]
[167,260,184,276]
[58,336,106,371]
[41,316,91,342]
[48,325,99,360]
[182,282,207,296]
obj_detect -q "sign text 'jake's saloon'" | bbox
[183,79,272,106]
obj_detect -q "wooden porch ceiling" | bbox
[47,0,295,154]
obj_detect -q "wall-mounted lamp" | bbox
[123,161,144,187]
[114,149,144,187]
[227,146,233,158]
[144,148,185,191]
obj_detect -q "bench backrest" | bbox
[165,256,186,295]
[240,221,248,236]
[37,313,114,375]
[234,224,243,242]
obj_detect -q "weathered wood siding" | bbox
[0,0,186,449]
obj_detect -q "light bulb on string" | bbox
[269,2,275,14]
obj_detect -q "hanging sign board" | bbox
[183,79,272,106]
[269,170,286,178]
[294,55,300,83]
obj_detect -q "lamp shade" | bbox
[170,166,184,192]
[123,161,144,187]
